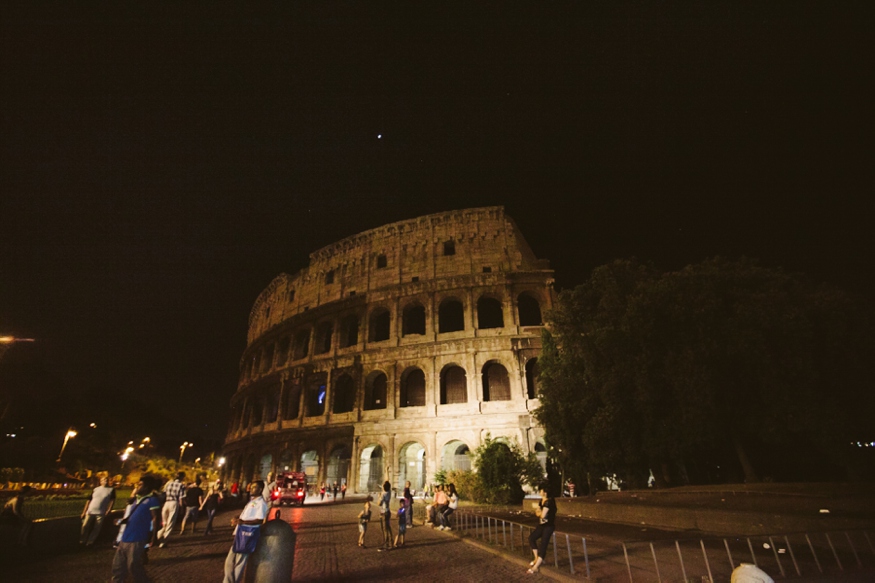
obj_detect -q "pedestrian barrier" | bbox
[454,509,591,579]
[453,509,875,581]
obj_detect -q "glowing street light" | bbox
[217,457,226,467]
[57,428,78,462]
[179,441,193,463]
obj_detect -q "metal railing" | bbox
[450,509,875,581]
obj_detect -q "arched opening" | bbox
[364,371,387,410]
[332,373,356,414]
[482,361,511,401]
[284,382,301,420]
[314,321,333,355]
[276,337,290,366]
[438,298,464,333]
[261,345,274,373]
[400,367,426,407]
[525,358,540,399]
[440,440,472,471]
[477,296,504,329]
[440,365,467,404]
[265,386,280,422]
[258,454,273,481]
[398,442,426,491]
[304,374,327,417]
[535,441,548,473]
[243,454,257,483]
[358,444,383,492]
[326,445,351,487]
[293,328,311,360]
[517,293,543,326]
[278,449,294,472]
[369,308,391,342]
[339,314,360,348]
[301,450,319,486]
[253,352,262,376]
[250,396,264,426]
[402,303,426,336]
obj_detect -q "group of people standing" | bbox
[318,480,347,501]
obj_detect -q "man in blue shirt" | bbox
[111,475,160,583]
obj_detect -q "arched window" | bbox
[364,372,388,410]
[482,362,511,401]
[339,314,360,348]
[477,296,504,329]
[402,303,426,336]
[314,322,333,355]
[518,293,543,326]
[260,345,274,373]
[250,396,264,426]
[284,382,301,420]
[304,374,327,417]
[333,374,355,414]
[439,299,464,333]
[400,368,426,407]
[440,365,467,404]
[276,337,290,366]
[265,386,280,422]
[525,358,540,399]
[369,308,391,342]
[293,328,311,360]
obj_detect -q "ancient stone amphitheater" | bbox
[222,206,554,493]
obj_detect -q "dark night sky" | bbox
[1,3,873,455]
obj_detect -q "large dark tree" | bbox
[535,258,875,489]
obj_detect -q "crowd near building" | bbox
[221,207,554,493]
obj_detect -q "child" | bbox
[357,495,372,547]
[393,498,407,548]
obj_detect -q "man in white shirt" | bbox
[224,480,268,583]
[80,476,116,546]
[158,472,186,547]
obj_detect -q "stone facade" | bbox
[222,206,554,493]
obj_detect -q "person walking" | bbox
[111,476,160,583]
[158,472,186,547]
[80,476,116,546]
[377,481,393,551]
[320,483,326,501]
[179,480,204,534]
[341,482,347,499]
[224,480,268,583]
[357,495,372,547]
[332,481,339,501]
[527,482,557,575]
[200,486,222,535]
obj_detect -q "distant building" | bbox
[222,206,554,492]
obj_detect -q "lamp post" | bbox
[179,441,193,464]
[57,428,78,462]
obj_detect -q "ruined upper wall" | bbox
[248,206,548,338]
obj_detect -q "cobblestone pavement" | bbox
[4,497,549,582]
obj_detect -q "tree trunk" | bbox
[732,434,760,483]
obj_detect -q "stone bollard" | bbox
[246,509,295,583]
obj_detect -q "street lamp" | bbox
[0,336,34,361]
[57,428,78,462]
[179,441,193,463]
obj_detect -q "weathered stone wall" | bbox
[223,207,553,494]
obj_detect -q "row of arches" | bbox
[243,292,544,381]
[225,437,548,495]
[230,358,540,432]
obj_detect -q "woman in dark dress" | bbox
[527,482,557,574]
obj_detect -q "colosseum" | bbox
[222,206,554,493]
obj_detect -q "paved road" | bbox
[5,497,549,582]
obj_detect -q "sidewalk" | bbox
[4,497,550,582]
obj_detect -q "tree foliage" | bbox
[471,434,543,504]
[535,258,875,489]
